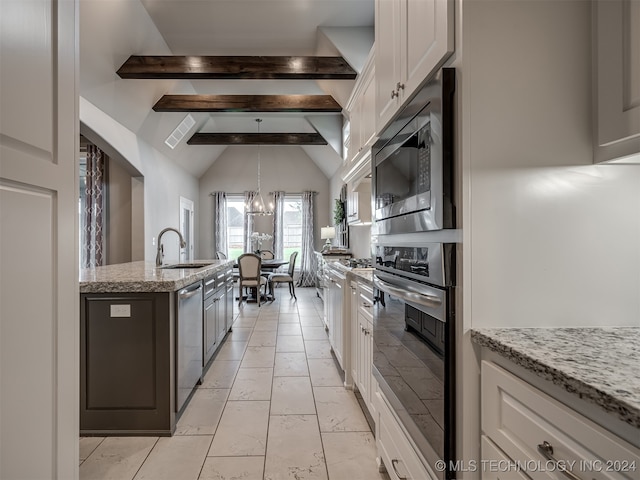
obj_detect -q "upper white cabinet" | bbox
[593,0,640,163]
[346,50,377,165]
[375,0,454,132]
[347,188,372,225]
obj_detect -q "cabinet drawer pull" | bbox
[391,459,408,480]
[391,89,399,99]
[396,82,405,91]
[537,441,582,480]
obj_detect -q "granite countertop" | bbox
[471,327,640,428]
[80,260,233,293]
[325,261,374,286]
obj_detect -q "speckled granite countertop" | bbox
[80,260,233,293]
[325,261,374,286]
[471,327,640,428]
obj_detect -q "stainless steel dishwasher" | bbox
[176,281,203,413]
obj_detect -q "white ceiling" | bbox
[79,0,374,178]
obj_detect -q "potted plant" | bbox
[333,199,345,225]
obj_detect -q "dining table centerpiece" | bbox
[251,232,272,254]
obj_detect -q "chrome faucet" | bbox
[155,227,187,266]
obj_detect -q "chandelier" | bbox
[247,118,274,216]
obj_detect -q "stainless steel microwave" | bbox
[372,68,455,235]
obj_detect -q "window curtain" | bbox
[272,191,285,260]
[296,191,315,287]
[82,144,106,268]
[243,190,257,252]
[213,192,228,257]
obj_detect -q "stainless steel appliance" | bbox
[373,68,455,235]
[176,282,203,413]
[371,67,457,480]
[372,242,455,480]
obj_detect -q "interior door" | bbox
[0,1,79,478]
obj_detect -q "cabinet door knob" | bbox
[396,82,405,91]
[391,89,399,99]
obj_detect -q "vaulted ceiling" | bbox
[79,0,374,178]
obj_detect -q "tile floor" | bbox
[79,287,390,480]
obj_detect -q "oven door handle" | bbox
[374,277,442,308]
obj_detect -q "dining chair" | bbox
[268,251,298,300]
[237,253,268,306]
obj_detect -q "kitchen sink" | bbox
[159,262,214,269]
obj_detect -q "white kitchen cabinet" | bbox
[327,267,349,386]
[593,0,640,163]
[346,188,372,225]
[481,436,532,480]
[375,385,437,480]
[375,0,454,132]
[481,361,640,480]
[349,281,359,386]
[346,51,377,165]
[354,283,374,413]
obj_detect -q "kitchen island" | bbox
[79,260,233,436]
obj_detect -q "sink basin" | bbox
[159,262,214,269]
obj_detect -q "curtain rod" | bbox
[209,191,318,196]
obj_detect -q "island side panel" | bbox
[80,291,175,436]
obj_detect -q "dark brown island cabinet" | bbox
[79,262,233,436]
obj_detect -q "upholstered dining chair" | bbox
[268,251,298,300]
[259,250,274,260]
[237,253,268,306]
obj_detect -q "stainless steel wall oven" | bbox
[371,68,456,479]
[372,243,455,480]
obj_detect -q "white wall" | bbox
[81,97,200,262]
[461,0,640,328]
[198,145,331,258]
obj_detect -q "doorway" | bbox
[180,196,195,262]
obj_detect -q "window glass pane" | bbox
[226,195,245,261]
[283,196,302,269]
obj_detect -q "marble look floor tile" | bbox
[308,359,343,387]
[278,313,300,323]
[301,326,328,340]
[278,323,302,336]
[225,327,252,342]
[80,437,158,480]
[175,388,229,435]
[228,367,273,401]
[214,341,248,361]
[199,456,265,480]
[299,317,323,327]
[201,360,240,388]
[133,435,211,480]
[271,376,316,415]
[322,432,387,480]
[304,340,333,359]
[276,335,305,352]
[313,387,370,433]
[240,346,276,368]
[264,415,327,480]
[274,352,309,376]
[208,401,270,456]
[248,330,277,347]
[233,317,257,328]
[79,437,104,462]
[253,320,279,331]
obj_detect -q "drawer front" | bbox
[375,390,437,480]
[481,435,532,480]
[482,361,640,480]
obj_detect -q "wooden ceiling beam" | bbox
[187,132,327,146]
[153,94,342,113]
[117,55,357,80]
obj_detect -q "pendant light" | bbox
[247,118,274,216]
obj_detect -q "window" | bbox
[226,195,245,260]
[282,195,302,269]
